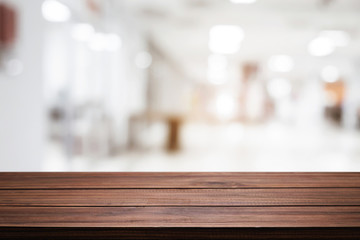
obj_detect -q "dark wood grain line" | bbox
[1,172,360,189]
[1,227,360,240]
[0,188,359,206]
[1,206,360,227]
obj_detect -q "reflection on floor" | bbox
[45,122,360,172]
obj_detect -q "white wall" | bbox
[0,0,45,171]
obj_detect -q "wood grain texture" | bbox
[0,172,359,239]
[1,206,360,227]
[1,172,360,189]
[0,188,359,206]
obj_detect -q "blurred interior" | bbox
[1,0,360,171]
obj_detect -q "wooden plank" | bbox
[1,172,360,189]
[1,227,360,240]
[0,188,359,206]
[1,206,360,227]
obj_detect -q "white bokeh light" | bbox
[268,55,294,72]
[320,30,350,47]
[209,25,244,54]
[308,36,335,57]
[321,65,340,83]
[214,93,236,120]
[42,0,71,22]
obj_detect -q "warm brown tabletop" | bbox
[0,172,359,239]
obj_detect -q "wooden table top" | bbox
[1,172,360,239]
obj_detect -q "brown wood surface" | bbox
[1,206,360,227]
[1,172,360,189]
[0,188,359,206]
[0,172,359,239]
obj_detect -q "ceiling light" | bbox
[42,0,71,22]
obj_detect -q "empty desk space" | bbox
[0,172,360,239]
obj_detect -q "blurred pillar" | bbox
[166,116,182,152]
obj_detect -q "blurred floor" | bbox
[45,122,360,171]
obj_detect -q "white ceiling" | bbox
[71,0,360,81]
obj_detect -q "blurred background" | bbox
[1,0,360,171]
